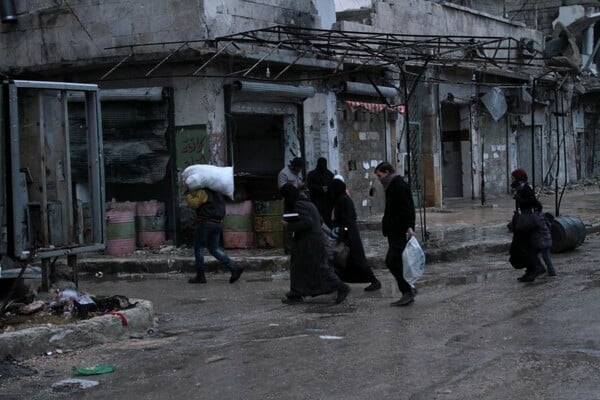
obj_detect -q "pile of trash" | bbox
[1,285,137,333]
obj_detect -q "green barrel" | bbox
[253,200,284,248]
[550,215,586,253]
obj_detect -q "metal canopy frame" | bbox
[102,25,573,242]
[103,25,569,83]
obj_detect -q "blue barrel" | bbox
[550,216,586,253]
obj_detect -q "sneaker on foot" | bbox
[229,267,244,284]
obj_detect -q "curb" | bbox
[0,300,154,361]
[74,223,599,276]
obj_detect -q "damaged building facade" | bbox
[1,0,598,247]
[340,1,600,208]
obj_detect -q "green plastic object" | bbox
[72,364,117,376]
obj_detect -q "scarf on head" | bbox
[380,173,399,190]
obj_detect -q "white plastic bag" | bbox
[402,236,426,287]
[182,164,234,200]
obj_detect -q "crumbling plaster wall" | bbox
[370,0,541,41]
[304,92,338,174]
[0,0,326,72]
[171,76,227,167]
[337,0,559,204]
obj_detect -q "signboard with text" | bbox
[174,125,209,170]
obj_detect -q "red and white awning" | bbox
[345,101,405,114]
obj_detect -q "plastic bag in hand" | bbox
[402,236,425,288]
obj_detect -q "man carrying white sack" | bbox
[185,186,243,285]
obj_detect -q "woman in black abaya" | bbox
[328,179,381,291]
[280,184,350,304]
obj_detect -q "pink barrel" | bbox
[106,202,136,256]
[223,200,254,249]
[135,201,166,248]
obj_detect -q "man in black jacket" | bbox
[186,187,244,284]
[374,162,417,306]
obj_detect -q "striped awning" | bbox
[346,101,406,114]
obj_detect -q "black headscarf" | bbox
[316,157,328,172]
[280,183,301,212]
[329,179,347,203]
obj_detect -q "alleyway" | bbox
[1,232,599,399]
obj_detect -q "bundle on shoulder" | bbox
[182,164,234,200]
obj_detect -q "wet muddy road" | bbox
[2,234,599,400]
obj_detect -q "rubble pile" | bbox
[1,285,137,334]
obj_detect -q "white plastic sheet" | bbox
[402,236,426,288]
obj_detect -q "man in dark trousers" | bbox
[186,187,244,284]
[374,161,417,306]
[306,157,334,227]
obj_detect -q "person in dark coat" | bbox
[306,157,334,227]
[328,179,381,291]
[280,183,350,305]
[374,162,417,306]
[509,168,545,282]
[186,187,244,284]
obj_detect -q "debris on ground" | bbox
[52,378,99,391]
[1,283,139,334]
[72,364,117,376]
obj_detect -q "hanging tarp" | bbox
[345,101,405,114]
[480,87,508,121]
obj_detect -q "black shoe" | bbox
[547,268,557,277]
[517,268,543,282]
[364,280,382,292]
[229,267,244,284]
[335,285,351,304]
[517,274,535,282]
[390,291,415,306]
[281,296,303,304]
[188,275,207,284]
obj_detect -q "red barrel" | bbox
[106,202,136,256]
[223,200,254,248]
[136,201,166,248]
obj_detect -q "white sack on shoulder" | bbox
[182,164,234,200]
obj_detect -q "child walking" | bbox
[534,203,556,277]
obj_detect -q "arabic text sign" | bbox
[175,125,209,169]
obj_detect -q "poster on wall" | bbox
[175,125,209,170]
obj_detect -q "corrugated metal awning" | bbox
[345,100,405,114]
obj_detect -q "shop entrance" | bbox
[231,113,285,200]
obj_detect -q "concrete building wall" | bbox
[0,0,326,72]
[336,105,388,218]
[370,0,540,40]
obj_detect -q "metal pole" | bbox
[530,77,536,189]
[469,102,475,199]
[481,127,485,205]
[401,66,411,189]
[554,89,560,216]
[505,112,510,194]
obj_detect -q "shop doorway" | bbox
[231,113,286,200]
[441,102,467,198]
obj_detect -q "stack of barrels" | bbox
[105,200,166,256]
[221,199,285,249]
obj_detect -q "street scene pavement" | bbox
[1,187,599,399]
